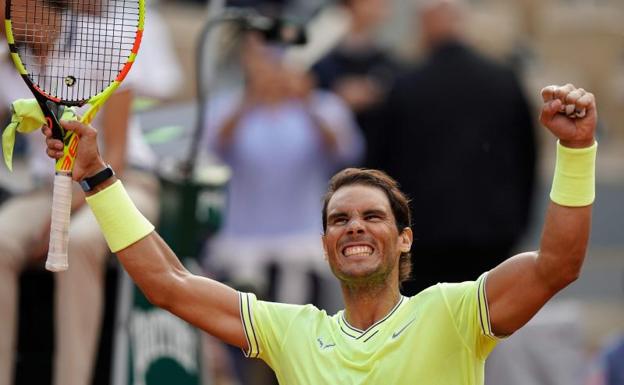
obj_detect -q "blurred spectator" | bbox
[371,0,537,295]
[0,2,160,385]
[587,336,624,385]
[586,274,624,385]
[201,34,363,306]
[312,0,401,167]
[485,300,586,385]
[126,0,183,103]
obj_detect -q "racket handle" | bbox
[46,173,72,272]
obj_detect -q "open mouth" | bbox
[342,245,374,257]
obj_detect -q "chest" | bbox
[275,318,480,385]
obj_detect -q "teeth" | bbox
[344,246,373,257]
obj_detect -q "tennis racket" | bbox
[4,0,145,271]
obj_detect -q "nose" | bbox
[346,218,365,235]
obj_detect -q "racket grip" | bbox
[46,173,72,272]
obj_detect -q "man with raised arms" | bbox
[44,83,597,384]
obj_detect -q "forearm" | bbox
[536,202,591,290]
[117,231,189,306]
[216,103,247,149]
[537,138,596,287]
[305,107,338,151]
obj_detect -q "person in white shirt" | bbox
[0,2,160,384]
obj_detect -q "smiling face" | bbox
[322,184,412,289]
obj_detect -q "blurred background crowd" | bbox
[0,0,623,384]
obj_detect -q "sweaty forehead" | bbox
[327,184,392,214]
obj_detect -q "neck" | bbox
[341,281,401,331]
[343,30,374,51]
[350,20,372,36]
[347,15,378,43]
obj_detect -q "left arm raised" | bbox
[485,84,597,336]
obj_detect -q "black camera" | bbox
[222,8,307,45]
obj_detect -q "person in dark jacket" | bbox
[371,0,537,295]
[313,0,402,167]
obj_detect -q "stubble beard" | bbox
[334,259,397,294]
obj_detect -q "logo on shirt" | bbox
[391,318,417,339]
[317,337,336,350]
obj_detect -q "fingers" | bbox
[576,92,595,112]
[554,83,576,101]
[564,88,586,105]
[539,98,562,126]
[541,84,593,118]
[42,124,52,138]
[541,85,557,102]
[42,120,95,139]
[44,126,64,160]
[60,119,96,138]
[46,145,64,160]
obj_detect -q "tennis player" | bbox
[44,83,597,384]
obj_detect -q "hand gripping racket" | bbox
[4,0,145,271]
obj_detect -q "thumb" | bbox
[60,120,93,139]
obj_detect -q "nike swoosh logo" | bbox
[392,318,417,339]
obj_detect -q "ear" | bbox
[321,234,328,260]
[398,227,413,253]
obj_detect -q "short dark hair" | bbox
[322,168,412,285]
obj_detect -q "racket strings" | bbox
[10,0,140,102]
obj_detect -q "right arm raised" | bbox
[44,120,248,349]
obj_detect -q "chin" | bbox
[336,266,390,286]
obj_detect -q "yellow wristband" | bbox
[550,140,597,207]
[86,180,155,252]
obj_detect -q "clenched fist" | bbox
[540,84,596,148]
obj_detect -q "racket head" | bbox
[4,0,144,110]
[5,0,145,171]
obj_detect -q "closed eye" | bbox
[329,215,348,225]
[364,209,386,221]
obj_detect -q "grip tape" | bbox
[46,173,72,272]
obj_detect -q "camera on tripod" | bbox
[226,8,308,46]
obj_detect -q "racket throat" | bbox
[43,100,66,140]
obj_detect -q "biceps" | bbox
[486,252,557,336]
